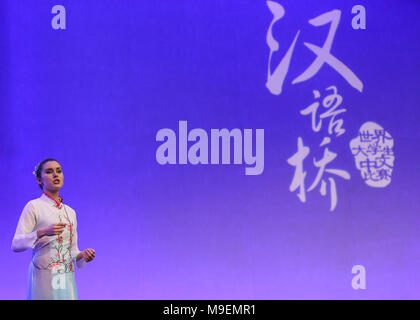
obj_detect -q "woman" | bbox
[11,158,95,300]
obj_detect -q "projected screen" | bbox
[1,0,419,299]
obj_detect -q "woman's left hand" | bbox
[81,248,95,262]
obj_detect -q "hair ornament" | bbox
[33,163,41,176]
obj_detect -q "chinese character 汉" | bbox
[266,1,363,95]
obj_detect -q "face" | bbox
[37,161,64,192]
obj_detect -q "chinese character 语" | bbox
[300,85,346,137]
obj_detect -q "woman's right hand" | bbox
[38,223,67,238]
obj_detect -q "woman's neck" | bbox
[44,190,60,201]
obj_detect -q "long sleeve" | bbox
[11,202,38,252]
[70,214,86,269]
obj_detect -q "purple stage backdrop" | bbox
[1,0,420,299]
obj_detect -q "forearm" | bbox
[76,251,83,261]
[11,231,38,252]
[36,228,46,239]
[75,251,86,269]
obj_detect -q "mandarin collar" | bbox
[41,192,64,209]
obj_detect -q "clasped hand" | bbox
[80,248,95,262]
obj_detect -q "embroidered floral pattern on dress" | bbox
[48,208,75,274]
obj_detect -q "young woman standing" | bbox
[12,159,95,299]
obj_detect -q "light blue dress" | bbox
[12,193,85,300]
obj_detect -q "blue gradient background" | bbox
[1,0,419,299]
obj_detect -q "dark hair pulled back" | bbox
[33,158,60,190]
